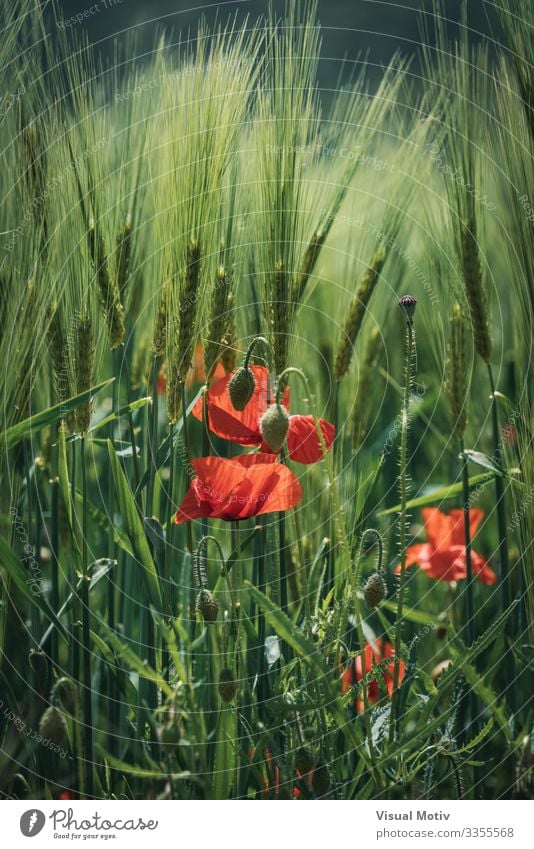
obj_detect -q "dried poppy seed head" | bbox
[398,294,417,322]
[39,706,67,745]
[218,668,239,702]
[363,572,387,608]
[260,403,289,452]
[228,366,256,411]
[196,589,219,623]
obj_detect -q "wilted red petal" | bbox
[174,453,302,523]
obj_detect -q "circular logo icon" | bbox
[20,810,46,837]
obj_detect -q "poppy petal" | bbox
[174,453,301,523]
[192,366,289,445]
[421,507,454,551]
[469,550,497,585]
[286,415,335,464]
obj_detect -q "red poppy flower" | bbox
[395,507,497,585]
[192,365,335,464]
[174,453,302,523]
[341,639,404,712]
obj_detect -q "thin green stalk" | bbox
[80,435,94,797]
[389,319,414,744]
[461,439,475,648]
[276,367,380,783]
[487,363,511,611]
[50,418,60,669]
[107,349,119,765]
[146,354,161,517]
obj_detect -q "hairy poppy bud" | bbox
[295,747,315,774]
[228,366,256,411]
[398,294,417,322]
[363,572,387,608]
[39,706,67,745]
[218,668,239,702]
[197,589,219,623]
[29,649,49,690]
[312,761,330,797]
[160,722,181,748]
[52,676,77,714]
[260,403,289,452]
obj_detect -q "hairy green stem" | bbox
[389,320,414,744]
[80,436,94,797]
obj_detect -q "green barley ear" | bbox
[131,335,151,390]
[89,219,125,349]
[48,304,73,408]
[177,238,201,381]
[294,229,326,302]
[116,212,133,303]
[220,295,237,375]
[204,264,231,381]
[152,282,168,357]
[334,249,385,380]
[271,260,290,374]
[461,219,491,363]
[445,302,469,439]
[351,327,382,450]
[74,312,94,434]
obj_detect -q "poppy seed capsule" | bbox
[398,294,417,322]
[197,589,219,623]
[39,706,67,745]
[260,403,289,452]
[218,668,239,702]
[228,366,256,411]
[363,572,387,608]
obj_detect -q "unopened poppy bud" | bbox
[228,366,256,411]
[39,706,67,745]
[218,668,239,702]
[260,403,289,452]
[29,649,49,688]
[398,294,417,322]
[363,572,387,608]
[312,761,330,797]
[52,676,77,714]
[295,747,315,774]
[197,589,219,623]
[160,722,181,747]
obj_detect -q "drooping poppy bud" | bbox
[218,668,239,702]
[228,366,256,411]
[196,589,219,623]
[363,572,387,608]
[39,706,67,745]
[260,403,289,452]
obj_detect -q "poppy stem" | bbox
[79,435,93,797]
[487,364,511,613]
[460,438,475,648]
[243,335,271,371]
[389,318,415,744]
